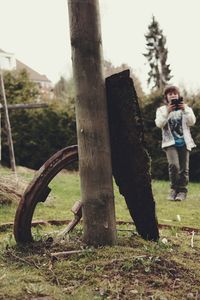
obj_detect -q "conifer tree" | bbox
[144,16,172,90]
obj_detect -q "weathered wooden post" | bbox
[67,0,116,246]
[0,71,16,172]
[0,105,1,163]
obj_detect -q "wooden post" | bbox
[0,106,1,163]
[0,71,16,172]
[68,0,116,246]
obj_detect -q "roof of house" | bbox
[0,48,51,83]
[16,59,51,83]
[0,48,7,53]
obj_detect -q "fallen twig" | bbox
[0,222,14,231]
[7,250,39,269]
[158,223,200,234]
[50,249,89,258]
[0,220,72,231]
[190,231,195,248]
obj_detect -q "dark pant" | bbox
[165,145,189,193]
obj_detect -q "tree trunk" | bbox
[106,70,159,241]
[67,0,116,246]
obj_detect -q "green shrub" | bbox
[1,105,77,169]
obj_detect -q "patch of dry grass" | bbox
[0,173,28,205]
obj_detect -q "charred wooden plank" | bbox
[106,69,159,241]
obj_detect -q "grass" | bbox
[152,180,200,228]
[1,169,200,228]
[0,167,200,299]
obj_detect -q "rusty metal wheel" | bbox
[14,145,78,244]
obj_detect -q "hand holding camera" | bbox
[169,97,184,111]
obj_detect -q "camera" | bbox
[171,97,183,110]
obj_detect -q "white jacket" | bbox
[155,104,196,151]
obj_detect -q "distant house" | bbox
[0,49,53,97]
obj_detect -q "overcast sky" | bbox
[1,0,200,94]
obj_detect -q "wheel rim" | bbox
[14,145,78,244]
